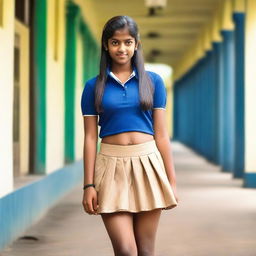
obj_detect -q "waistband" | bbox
[99,140,158,157]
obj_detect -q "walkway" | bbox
[1,142,256,256]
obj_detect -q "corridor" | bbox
[2,142,255,256]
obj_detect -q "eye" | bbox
[126,41,133,45]
[111,41,118,46]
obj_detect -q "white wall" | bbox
[45,0,65,173]
[0,0,15,197]
[245,0,256,173]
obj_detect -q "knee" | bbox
[115,245,137,256]
[138,248,154,256]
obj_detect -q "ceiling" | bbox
[89,0,221,68]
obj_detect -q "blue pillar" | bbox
[233,12,245,178]
[212,42,221,163]
[206,49,216,162]
[218,40,225,167]
[220,30,236,172]
[212,42,222,164]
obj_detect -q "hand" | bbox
[82,187,99,215]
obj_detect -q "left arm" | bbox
[153,109,177,190]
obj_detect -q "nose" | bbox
[118,43,125,52]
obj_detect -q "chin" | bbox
[115,60,131,65]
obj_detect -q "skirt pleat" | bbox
[93,140,178,214]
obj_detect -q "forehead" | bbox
[109,28,134,40]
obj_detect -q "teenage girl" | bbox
[81,15,179,256]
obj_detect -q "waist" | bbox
[99,139,158,157]
[101,131,154,145]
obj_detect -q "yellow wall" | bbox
[75,32,84,160]
[0,0,14,197]
[46,0,66,173]
[233,0,245,12]
[0,0,4,27]
[220,0,235,30]
[14,20,30,176]
[73,0,101,41]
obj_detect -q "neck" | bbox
[111,62,133,74]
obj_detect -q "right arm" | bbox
[82,115,99,215]
[80,79,99,215]
[83,115,98,186]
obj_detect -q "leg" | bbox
[133,209,162,256]
[100,212,138,256]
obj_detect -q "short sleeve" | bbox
[153,73,167,109]
[81,80,98,116]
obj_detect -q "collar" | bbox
[106,65,139,80]
[109,70,135,86]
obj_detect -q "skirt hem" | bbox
[97,203,177,214]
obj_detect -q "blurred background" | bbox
[1,0,256,254]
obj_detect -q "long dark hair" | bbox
[95,15,154,113]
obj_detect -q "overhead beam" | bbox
[123,16,212,25]
[141,39,194,49]
[141,33,198,40]
[140,27,201,35]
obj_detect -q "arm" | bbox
[153,109,177,189]
[82,115,100,215]
[83,115,98,186]
[80,79,100,214]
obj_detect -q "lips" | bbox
[117,54,127,57]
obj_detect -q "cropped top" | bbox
[80,67,167,138]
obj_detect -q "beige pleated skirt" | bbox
[93,139,178,214]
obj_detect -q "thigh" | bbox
[100,212,137,256]
[133,209,162,255]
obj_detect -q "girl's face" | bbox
[106,27,138,67]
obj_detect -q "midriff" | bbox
[101,131,154,146]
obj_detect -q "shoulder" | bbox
[146,70,164,83]
[146,71,167,108]
[81,76,98,102]
[82,76,98,96]
[84,75,98,88]
[145,70,165,89]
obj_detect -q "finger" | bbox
[84,202,92,214]
[92,198,96,210]
[93,198,100,215]
[88,202,95,214]
[87,202,94,214]
[93,197,99,211]
[84,203,89,213]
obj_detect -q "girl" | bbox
[81,15,178,256]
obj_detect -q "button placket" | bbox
[123,84,127,97]
[123,86,126,96]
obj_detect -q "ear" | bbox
[103,42,108,51]
[135,41,140,50]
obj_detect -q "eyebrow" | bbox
[110,38,134,41]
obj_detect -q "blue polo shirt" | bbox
[80,68,167,138]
